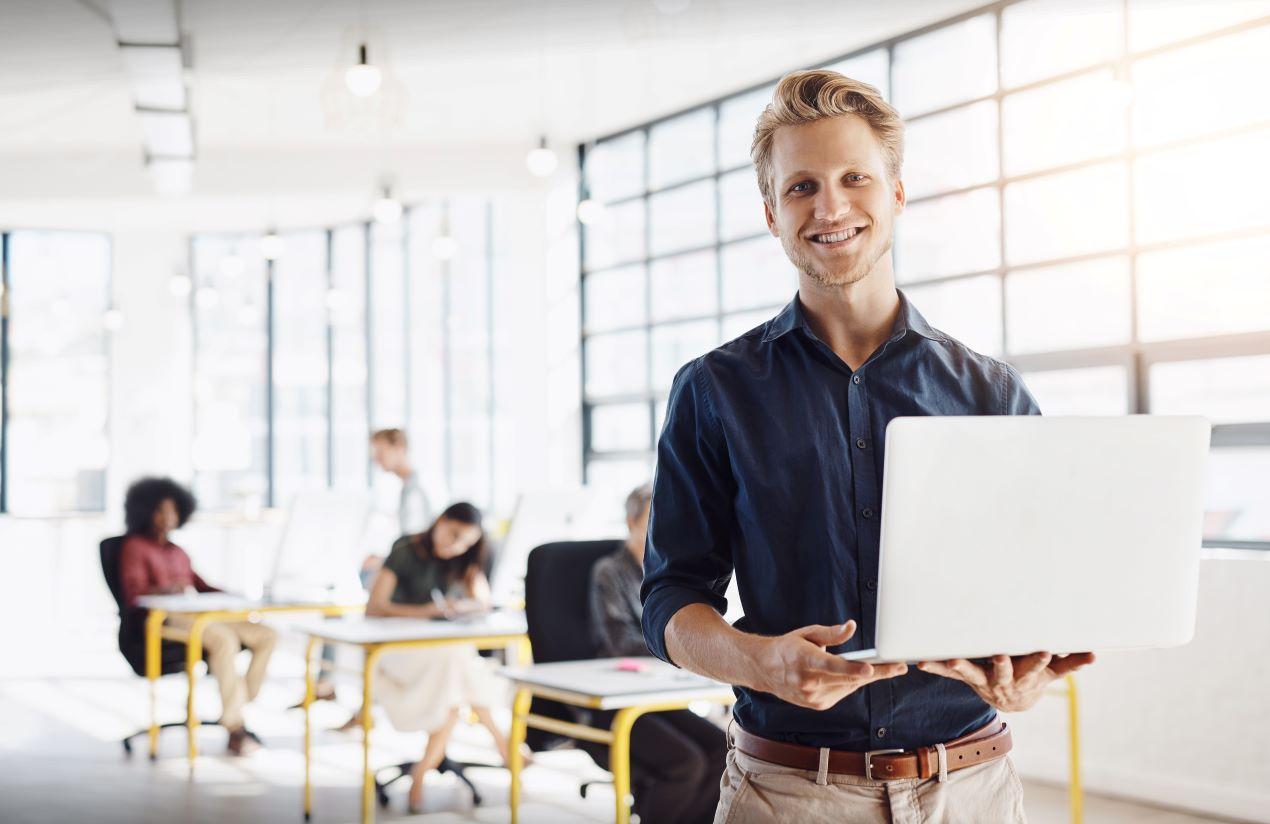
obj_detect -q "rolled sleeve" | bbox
[640,359,736,665]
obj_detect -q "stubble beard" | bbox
[781,227,894,289]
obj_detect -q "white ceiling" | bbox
[0,0,985,228]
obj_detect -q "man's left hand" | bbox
[917,652,1095,712]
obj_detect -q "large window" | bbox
[578,0,1270,547]
[579,90,798,495]
[191,199,503,516]
[271,231,329,504]
[0,231,112,514]
[330,225,369,492]
[191,235,269,510]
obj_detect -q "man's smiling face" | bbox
[763,113,905,289]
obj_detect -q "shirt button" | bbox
[855,438,867,449]
[862,508,874,519]
[866,579,878,591]
[876,727,888,739]
[852,375,862,385]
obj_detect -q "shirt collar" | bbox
[761,288,944,345]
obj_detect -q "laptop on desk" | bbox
[839,415,1210,664]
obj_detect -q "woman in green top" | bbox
[366,501,512,813]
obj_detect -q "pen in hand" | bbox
[430,587,457,620]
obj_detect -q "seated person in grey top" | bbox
[586,483,727,824]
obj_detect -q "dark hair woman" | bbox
[123,476,197,536]
[377,501,489,605]
[364,502,514,813]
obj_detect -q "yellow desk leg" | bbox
[1066,674,1083,824]
[185,616,208,764]
[611,708,645,824]
[508,688,533,824]
[361,646,383,824]
[304,636,317,822]
[145,609,166,760]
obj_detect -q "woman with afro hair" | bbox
[118,477,277,756]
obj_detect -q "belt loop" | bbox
[726,717,737,749]
[816,747,830,786]
[935,743,948,783]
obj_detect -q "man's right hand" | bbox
[749,620,908,710]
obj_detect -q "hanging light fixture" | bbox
[372,184,403,224]
[345,43,383,98]
[261,231,285,261]
[526,135,558,178]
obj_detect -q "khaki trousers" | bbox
[714,745,1027,824]
[166,615,277,730]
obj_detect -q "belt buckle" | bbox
[864,748,904,781]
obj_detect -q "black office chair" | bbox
[523,539,624,798]
[372,535,508,809]
[99,535,220,758]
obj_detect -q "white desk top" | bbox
[501,657,733,709]
[297,612,528,644]
[136,592,360,613]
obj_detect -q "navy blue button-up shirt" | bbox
[640,290,1040,751]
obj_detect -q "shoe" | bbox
[288,683,337,710]
[227,727,261,756]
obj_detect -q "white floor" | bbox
[0,665,1243,824]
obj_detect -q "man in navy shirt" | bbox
[640,69,1093,822]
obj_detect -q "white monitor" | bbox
[269,489,373,602]
[491,488,627,604]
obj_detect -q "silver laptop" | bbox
[841,416,1209,664]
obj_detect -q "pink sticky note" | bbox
[616,659,647,672]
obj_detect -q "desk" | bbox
[502,658,734,824]
[298,613,529,824]
[137,592,364,762]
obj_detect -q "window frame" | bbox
[0,229,114,515]
[576,0,1270,551]
[189,199,500,514]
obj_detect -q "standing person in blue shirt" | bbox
[640,69,1093,823]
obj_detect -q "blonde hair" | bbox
[370,428,408,448]
[751,69,905,206]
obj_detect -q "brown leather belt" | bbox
[732,719,1012,782]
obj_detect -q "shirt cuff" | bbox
[641,584,723,667]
